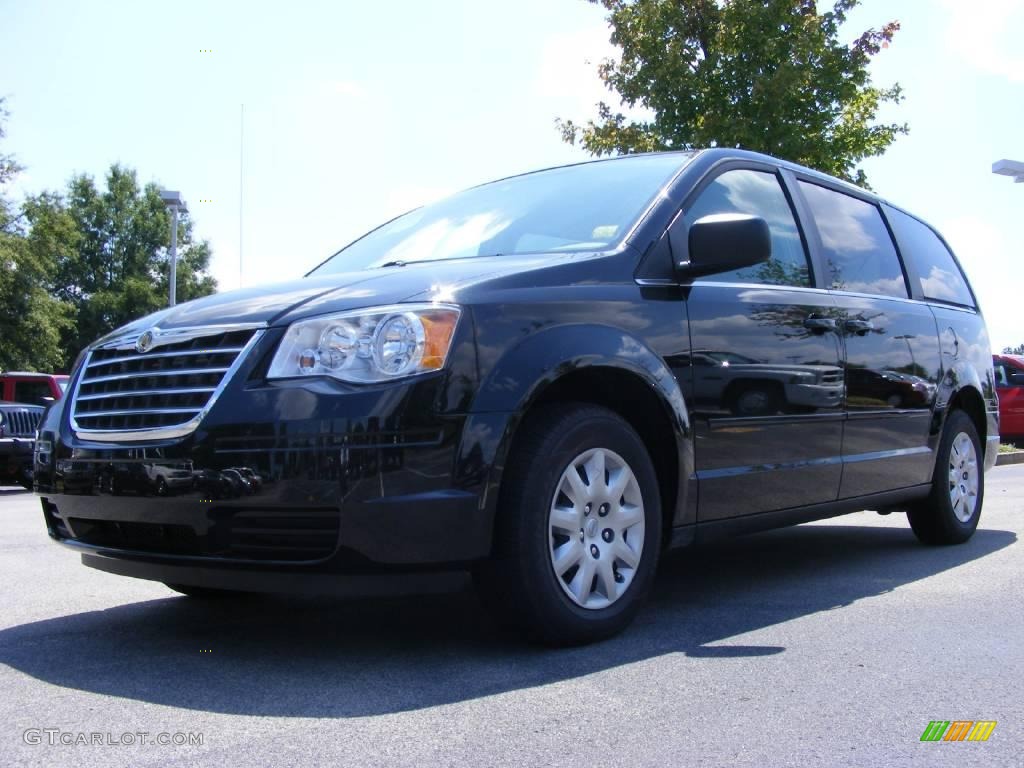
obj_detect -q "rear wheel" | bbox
[477,404,661,645]
[907,410,983,545]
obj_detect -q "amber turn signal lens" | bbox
[420,310,460,369]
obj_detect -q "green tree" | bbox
[0,99,74,373]
[558,0,906,185]
[26,165,217,367]
[1004,345,1024,356]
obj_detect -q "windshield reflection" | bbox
[310,154,693,275]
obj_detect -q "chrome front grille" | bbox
[821,370,844,385]
[70,323,264,441]
[0,407,42,437]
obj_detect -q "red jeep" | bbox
[0,372,69,406]
[993,354,1024,446]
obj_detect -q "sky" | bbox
[1,0,1022,349]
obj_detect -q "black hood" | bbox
[97,254,581,339]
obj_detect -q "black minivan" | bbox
[34,149,998,644]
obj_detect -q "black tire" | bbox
[476,403,661,646]
[907,410,984,545]
[729,383,781,417]
[165,583,248,599]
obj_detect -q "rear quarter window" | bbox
[884,206,975,307]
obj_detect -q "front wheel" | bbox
[730,384,781,417]
[477,404,661,645]
[907,410,984,545]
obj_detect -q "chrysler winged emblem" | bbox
[135,329,157,354]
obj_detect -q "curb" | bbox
[996,451,1024,467]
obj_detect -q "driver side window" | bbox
[685,169,811,287]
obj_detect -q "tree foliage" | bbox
[28,166,217,363]
[1004,345,1024,356]
[0,99,74,373]
[0,101,218,372]
[558,0,907,186]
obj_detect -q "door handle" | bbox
[803,315,838,332]
[843,318,875,334]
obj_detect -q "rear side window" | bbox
[684,169,810,287]
[798,181,908,298]
[885,206,974,307]
[995,359,1024,388]
[994,361,1009,387]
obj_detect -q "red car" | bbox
[993,354,1024,446]
[0,372,68,406]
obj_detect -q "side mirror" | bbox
[678,213,771,278]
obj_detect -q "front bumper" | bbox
[35,364,499,590]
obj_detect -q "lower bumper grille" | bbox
[226,510,340,560]
[63,508,340,562]
[67,518,200,555]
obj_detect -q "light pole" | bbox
[894,334,917,374]
[159,190,188,307]
[992,159,1024,184]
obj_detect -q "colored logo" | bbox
[921,720,997,742]
[135,330,156,354]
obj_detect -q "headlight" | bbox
[267,304,461,383]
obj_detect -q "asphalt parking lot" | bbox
[2,468,1021,768]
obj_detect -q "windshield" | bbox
[311,153,693,275]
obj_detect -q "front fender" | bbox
[460,324,693,538]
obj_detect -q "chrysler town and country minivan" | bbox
[34,149,998,644]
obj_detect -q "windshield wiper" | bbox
[374,254,505,270]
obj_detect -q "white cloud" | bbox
[940,0,1024,83]
[328,80,365,99]
[536,24,619,117]
[7,170,34,202]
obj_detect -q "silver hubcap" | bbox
[948,432,979,523]
[548,447,645,610]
